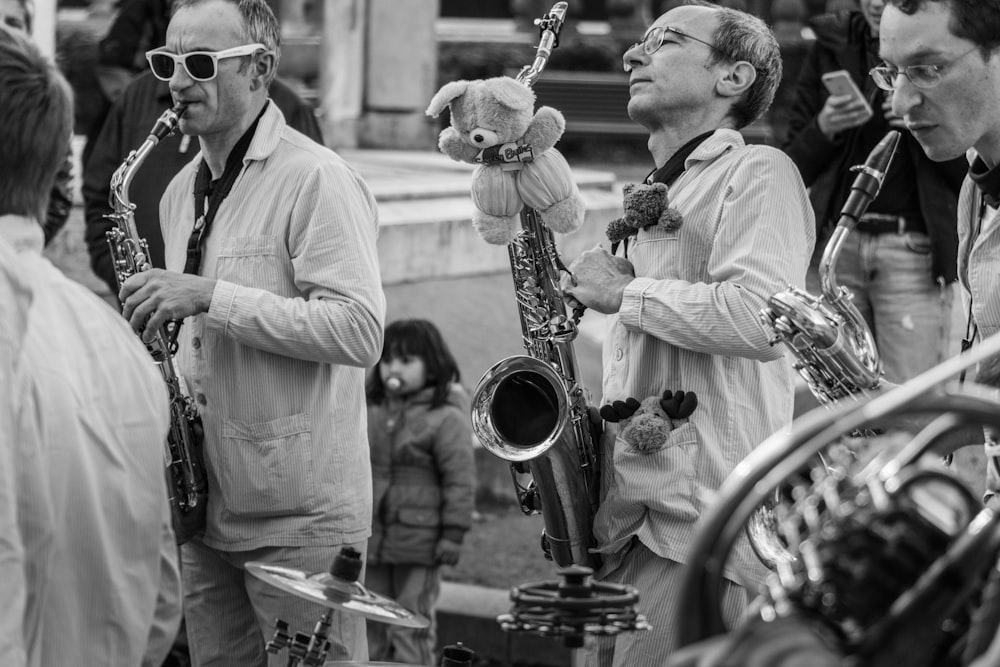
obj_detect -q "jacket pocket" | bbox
[613,420,698,518]
[593,421,699,553]
[215,235,285,293]
[219,413,315,518]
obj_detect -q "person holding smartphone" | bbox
[782,0,967,386]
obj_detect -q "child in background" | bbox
[366,319,477,665]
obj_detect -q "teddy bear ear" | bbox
[487,76,536,112]
[426,80,470,117]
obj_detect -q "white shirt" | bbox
[160,103,385,549]
[596,130,816,587]
[0,215,181,667]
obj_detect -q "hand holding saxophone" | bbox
[560,244,635,315]
[120,268,216,344]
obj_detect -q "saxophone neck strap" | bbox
[184,102,268,276]
[167,103,266,349]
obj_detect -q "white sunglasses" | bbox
[145,43,266,82]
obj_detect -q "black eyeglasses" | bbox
[146,43,266,82]
[623,25,718,73]
[869,45,979,91]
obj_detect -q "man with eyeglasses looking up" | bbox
[117,0,386,664]
[783,0,967,391]
[560,2,814,665]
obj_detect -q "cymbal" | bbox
[245,562,430,628]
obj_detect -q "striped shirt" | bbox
[596,129,816,587]
[160,103,386,550]
[956,156,1000,502]
[0,216,180,667]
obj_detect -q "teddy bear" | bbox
[425,76,586,245]
[599,390,698,454]
[606,182,684,246]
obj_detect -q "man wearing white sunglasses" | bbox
[117,0,386,665]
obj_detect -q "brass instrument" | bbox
[748,131,901,570]
[469,1,601,569]
[674,330,1000,667]
[107,103,208,544]
[761,130,900,405]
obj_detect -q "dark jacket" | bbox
[367,385,476,565]
[82,71,324,297]
[782,11,967,283]
[43,152,74,246]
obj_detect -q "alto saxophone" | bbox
[747,131,901,569]
[106,103,208,545]
[470,1,601,569]
[761,130,901,404]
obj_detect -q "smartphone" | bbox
[821,69,872,115]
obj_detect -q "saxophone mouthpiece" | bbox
[838,130,901,228]
[148,103,189,145]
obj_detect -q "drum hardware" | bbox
[497,565,650,648]
[246,547,430,667]
[323,642,475,667]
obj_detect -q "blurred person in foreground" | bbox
[783,0,967,386]
[0,24,181,667]
[0,0,74,246]
[561,2,815,665]
[116,0,386,664]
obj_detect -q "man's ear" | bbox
[716,61,757,99]
[250,52,277,90]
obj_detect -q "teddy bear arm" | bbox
[522,106,566,154]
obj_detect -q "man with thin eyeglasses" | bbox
[560,2,814,664]
[876,2,1000,665]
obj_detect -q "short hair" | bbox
[887,0,1000,54]
[0,26,73,223]
[686,0,782,129]
[171,0,281,82]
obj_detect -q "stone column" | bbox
[318,0,440,149]
[34,0,56,56]
[318,0,367,148]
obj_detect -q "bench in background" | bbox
[530,69,775,145]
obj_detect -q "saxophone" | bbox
[748,131,901,569]
[106,103,208,545]
[469,1,601,569]
[760,130,901,404]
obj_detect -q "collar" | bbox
[969,153,1000,208]
[0,214,44,255]
[647,128,742,183]
[244,100,287,164]
[646,130,716,186]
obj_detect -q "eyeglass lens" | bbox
[150,53,217,81]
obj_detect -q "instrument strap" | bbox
[959,192,986,383]
[167,103,267,349]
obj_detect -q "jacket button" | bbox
[196,393,207,405]
[192,337,201,349]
